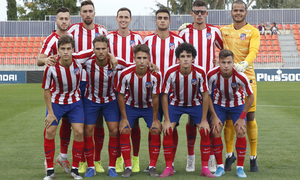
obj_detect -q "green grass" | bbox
[0,82,300,180]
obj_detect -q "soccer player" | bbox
[220,0,260,172]
[42,35,93,180]
[37,7,73,174]
[178,0,223,172]
[207,49,254,178]
[116,44,162,178]
[143,8,184,172]
[160,42,213,178]
[107,7,144,173]
[68,0,108,173]
[82,35,133,177]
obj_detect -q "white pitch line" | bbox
[257,105,300,108]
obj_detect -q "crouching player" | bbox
[207,49,254,178]
[117,44,162,178]
[42,35,94,180]
[160,42,214,178]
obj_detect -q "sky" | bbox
[0,0,168,21]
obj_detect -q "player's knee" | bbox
[150,128,160,135]
[73,128,84,139]
[45,128,56,139]
[84,126,94,137]
[120,127,131,134]
[108,127,119,137]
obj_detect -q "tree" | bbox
[7,0,18,20]
[18,0,81,20]
[254,0,300,8]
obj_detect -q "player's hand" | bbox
[163,121,173,135]
[46,55,57,66]
[119,118,131,133]
[234,61,248,72]
[210,115,222,134]
[198,120,210,136]
[178,23,192,31]
[109,53,118,69]
[148,62,159,73]
[150,119,162,133]
[234,118,246,135]
[45,113,58,129]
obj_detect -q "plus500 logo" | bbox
[257,69,300,82]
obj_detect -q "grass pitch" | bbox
[0,82,299,180]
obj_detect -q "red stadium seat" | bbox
[10,58,17,64]
[269,51,275,55]
[36,37,42,42]
[34,42,41,48]
[266,35,272,40]
[15,42,22,48]
[0,48,6,53]
[293,30,299,35]
[21,42,28,47]
[16,37,23,42]
[295,35,300,40]
[4,37,10,42]
[292,24,298,30]
[0,37,3,41]
[273,40,280,46]
[274,46,281,51]
[260,40,266,46]
[32,53,38,57]
[28,42,34,48]
[270,55,276,62]
[33,48,39,53]
[10,37,16,41]
[266,40,273,46]
[268,46,274,51]
[272,35,278,40]
[275,51,281,55]
[261,46,268,51]
[0,53,5,57]
[1,42,9,48]
[19,53,25,57]
[13,48,20,53]
[27,47,33,53]
[260,35,265,40]
[263,56,269,63]
[7,48,13,53]
[296,40,300,45]
[285,24,291,30]
[20,48,26,53]
[29,37,35,42]
[262,51,268,55]
[277,24,283,30]
[23,37,29,42]
[30,59,36,64]
[8,42,15,48]
[42,37,47,41]
[12,53,19,57]
[256,56,263,63]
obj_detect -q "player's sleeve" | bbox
[244,28,260,65]
[152,72,162,94]
[116,70,127,94]
[42,66,52,90]
[161,70,172,94]
[178,30,186,42]
[116,58,134,70]
[206,70,214,95]
[214,28,223,50]
[198,69,208,93]
[73,49,94,64]
[239,72,253,96]
[40,37,54,56]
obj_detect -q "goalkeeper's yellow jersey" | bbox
[221,23,260,80]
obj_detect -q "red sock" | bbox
[149,134,161,167]
[108,136,119,167]
[200,129,210,167]
[116,132,121,158]
[72,140,84,168]
[236,137,247,167]
[44,138,55,169]
[59,118,71,154]
[172,129,178,162]
[163,129,173,168]
[80,150,86,162]
[186,123,197,155]
[212,137,223,165]
[148,131,151,158]
[120,133,131,167]
[210,133,214,156]
[131,126,141,157]
[94,127,104,161]
[84,136,94,167]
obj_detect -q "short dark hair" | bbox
[232,0,247,11]
[155,8,170,18]
[193,0,207,9]
[175,42,197,58]
[219,49,234,61]
[58,35,75,48]
[133,44,150,56]
[81,0,94,8]
[117,7,132,18]
[92,35,109,47]
[56,7,70,15]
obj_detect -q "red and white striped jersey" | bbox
[84,57,132,103]
[144,32,184,77]
[162,64,208,107]
[40,31,60,56]
[178,24,223,73]
[42,51,93,105]
[116,65,162,108]
[207,66,253,107]
[107,31,143,63]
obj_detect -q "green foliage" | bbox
[255,0,300,8]
[18,0,81,20]
[7,0,18,20]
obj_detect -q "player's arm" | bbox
[151,93,162,132]
[161,93,172,135]
[208,96,222,134]
[197,91,210,135]
[235,93,254,135]
[117,92,131,133]
[43,89,58,128]
[108,53,118,69]
[37,54,57,66]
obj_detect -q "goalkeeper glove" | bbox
[234,61,248,72]
[178,23,192,31]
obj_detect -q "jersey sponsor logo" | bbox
[107,70,113,77]
[130,40,136,47]
[74,67,80,75]
[206,33,212,40]
[145,82,152,88]
[256,69,300,82]
[191,79,197,85]
[95,33,100,37]
[169,43,175,50]
[240,33,246,41]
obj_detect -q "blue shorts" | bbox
[169,104,203,125]
[83,97,120,125]
[123,104,161,128]
[213,104,246,124]
[80,81,87,98]
[46,100,84,126]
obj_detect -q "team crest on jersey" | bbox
[169,43,175,50]
[107,70,113,77]
[231,82,239,89]
[145,82,152,88]
[206,33,212,40]
[240,33,246,41]
[191,79,197,85]
[95,33,100,37]
[74,67,80,75]
[130,40,136,47]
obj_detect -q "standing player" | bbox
[207,49,254,178]
[178,0,223,172]
[160,42,213,178]
[116,44,162,178]
[107,7,144,173]
[42,35,93,180]
[220,0,260,172]
[143,8,184,172]
[68,0,108,173]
